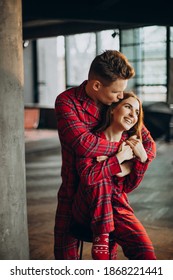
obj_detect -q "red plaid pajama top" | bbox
[72,131,154,235]
[54,81,156,259]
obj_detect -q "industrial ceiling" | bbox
[22,0,173,39]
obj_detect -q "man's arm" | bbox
[76,140,135,185]
[119,159,150,193]
[76,135,156,189]
[76,155,122,185]
[55,95,118,157]
[141,125,156,161]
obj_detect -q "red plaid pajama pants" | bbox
[55,182,156,259]
[71,181,156,260]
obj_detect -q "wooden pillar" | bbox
[0,0,29,259]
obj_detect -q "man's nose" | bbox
[117,92,124,100]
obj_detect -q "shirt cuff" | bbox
[106,155,122,176]
[133,158,149,174]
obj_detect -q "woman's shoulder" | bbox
[122,131,129,140]
[95,131,106,139]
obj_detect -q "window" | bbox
[56,36,66,93]
[168,27,173,105]
[34,29,120,105]
[65,33,96,87]
[65,29,119,87]
[33,26,169,106]
[121,26,167,102]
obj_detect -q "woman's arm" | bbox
[120,159,149,193]
[141,125,156,161]
[78,136,154,192]
[117,136,155,193]
[76,140,134,185]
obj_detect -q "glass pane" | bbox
[121,26,167,103]
[170,26,173,40]
[170,27,173,58]
[121,46,135,60]
[171,42,173,58]
[143,42,166,59]
[66,33,96,86]
[56,36,66,93]
[143,26,166,43]
[142,60,166,84]
[121,29,135,44]
[97,29,120,53]
[37,37,59,107]
[138,86,167,102]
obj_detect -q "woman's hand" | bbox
[116,142,134,164]
[126,136,148,163]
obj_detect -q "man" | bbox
[54,50,156,259]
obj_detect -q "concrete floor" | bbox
[25,130,173,260]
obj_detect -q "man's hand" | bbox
[116,161,133,177]
[96,155,108,162]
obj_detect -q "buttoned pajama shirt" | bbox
[72,132,157,260]
[54,81,156,260]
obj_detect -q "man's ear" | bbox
[93,80,101,92]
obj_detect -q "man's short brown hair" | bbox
[88,50,135,85]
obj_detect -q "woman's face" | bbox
[111,97,140,131]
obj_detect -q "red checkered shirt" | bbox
[54,80,156,259]
[76,131,153,194]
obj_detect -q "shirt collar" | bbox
[75,80,100,120]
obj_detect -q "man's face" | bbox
[95,79,128,105]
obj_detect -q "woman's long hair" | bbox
[94,92,144,140]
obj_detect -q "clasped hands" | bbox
[96,135,148,177]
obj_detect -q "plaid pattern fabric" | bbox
[110,192,156,259]
[76,131,153,190]
[54,81,156,259]
[72,132,155,235]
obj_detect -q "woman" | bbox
[72,92,156,260]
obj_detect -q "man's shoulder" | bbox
[55,81,87,103]
[56,86,76,101]
[141,124,155,142]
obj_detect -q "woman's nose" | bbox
[129,109,135,117]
